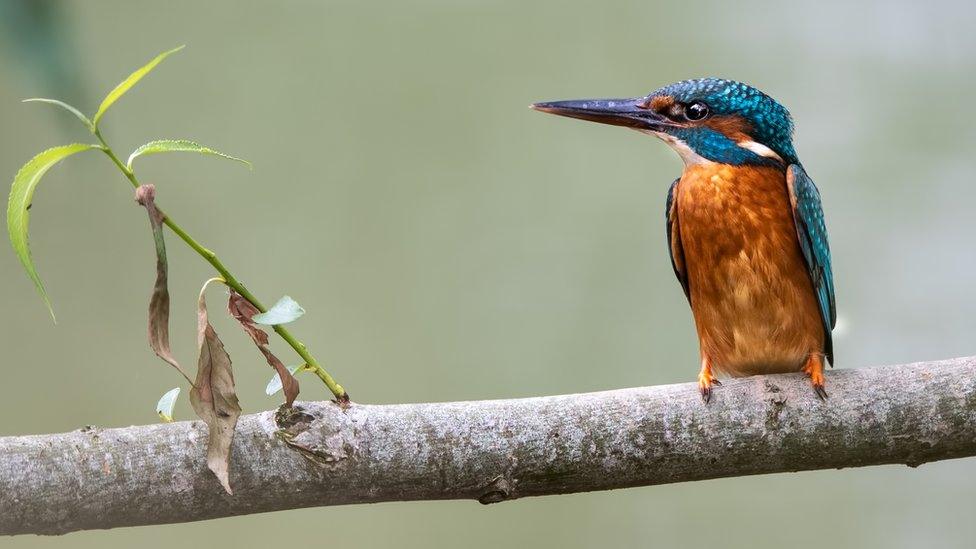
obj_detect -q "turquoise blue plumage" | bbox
[787,164,837,364]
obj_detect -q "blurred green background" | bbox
[1,0,975,547]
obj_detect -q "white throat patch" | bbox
[639,130,713,166]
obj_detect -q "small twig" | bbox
[93,129,348,402]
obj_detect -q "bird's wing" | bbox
[786,164,836,364]
[665,178,691,302]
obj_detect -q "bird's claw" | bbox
[698,371,720,403]
[802,355,828,401]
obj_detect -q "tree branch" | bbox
[3,356,975,536]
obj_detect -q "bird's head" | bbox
[532,78,797,167]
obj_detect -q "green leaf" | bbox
[251,295,305,325]
[92,45,185,130]
[126,139,251,171]
[8,144,101,319]
[22,98,93,131]
[156,387,181,422]
[265,364,310,396]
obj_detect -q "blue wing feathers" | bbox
[787,164,836,364]
[665,179,691,302]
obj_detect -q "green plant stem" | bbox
[93,129,348,403]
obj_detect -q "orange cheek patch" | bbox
[648,95,675,112]
[703,115,754,141]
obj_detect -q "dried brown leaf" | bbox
[135,184,191,384]
[228,291,300,407]
[227,292,268,345]
[189,278,241,495]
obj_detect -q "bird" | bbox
[531,78,835,402]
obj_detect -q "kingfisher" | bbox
[532,78,835,402]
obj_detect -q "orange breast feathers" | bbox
[675,164,824,376]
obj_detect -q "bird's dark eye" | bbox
[685,102,709,121]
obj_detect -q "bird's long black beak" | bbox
[530,97,669,131]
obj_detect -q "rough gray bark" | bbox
[2,356,975,536]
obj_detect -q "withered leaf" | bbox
[135,184,191,384]
[189,278,241,495]
[227,291,300,407]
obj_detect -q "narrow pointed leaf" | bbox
[23,98,93,131]
[92,45,185,129]
[265,364,309,396]
[135,184,192,383]
[7,144,101,318]
[227,292,300,407]
[126,139,251,171]
[190,278,241,495]
[155,387,181,422]
[251,295,305,325]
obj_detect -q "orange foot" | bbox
[697,356,721,403]
[802,354,828,400]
